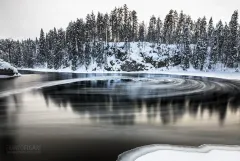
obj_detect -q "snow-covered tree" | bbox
[163,10,175,44]
[156,17,163,44]
[175,11,185,44]
[37,29,46,66]
[138,21,145,42]
[228,10,238,68]
[147,15,157,42]
[181,23,191,70]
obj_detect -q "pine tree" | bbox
[110,8,118,42]
[173,10,179,32]
[54,28,66,69]
[66,21,77,68]
[181,22,191,70]
[147,15,156,42]
[46,29,55,69]
[207,17,214,45]
[192,18,201,44]
[156,17,163,44]
[199,39,208,71]
[38,28,46,66]
[123,4,129,40]
[216,20,224,63]
[222,23,231,67]
[75,19,85,67]
[117,7,123,41]
[86,12,96,42]
[163,10,175,44]
[200,17,207,40]
[97,12,105,41]
[15,41,22,67]
[85,40,91,69]
[207,17,215,69]
[228,10,238,68]
[127,10,133,42]
[96,40,104,67]
[138,21,145,42]
[208,30,218,70]
[175,11,185,44]
[103,13,110,43]
[131,10,138,42]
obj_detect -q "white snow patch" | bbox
[117,145,240,161]
[19,68,240,80]
[0,59,18,74]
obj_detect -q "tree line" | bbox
[0,4,239,71]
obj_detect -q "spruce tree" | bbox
[84,39,91,70]
[208,30,218,70]
[181,22,191,70]
[97,12,105,41]
[163,10,175,44]
[216,20,224,63]
[110,8,118,42]
[156,17,163,44]
[192,18,201,44]
[228,10,238,68]
[138,21,145,42]
[131,10,138,42]
[38,28,46,66]
[103,13,110,43]
[123,4,129,40]
[207,17,214,45]
[175,11,185,44]
[15,41,22,67]
[222,23,231,68]
[147,15,156,42]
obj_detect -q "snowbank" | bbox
[0,59,19,77]
[19,67,240,80]
[117,145,240,161]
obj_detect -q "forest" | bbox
[0,4,239,72]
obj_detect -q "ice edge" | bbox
[117,144,240,161]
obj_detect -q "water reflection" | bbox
[39,79,240,126]
[1,73,240,161]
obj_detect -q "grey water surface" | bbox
[0,71,240,161]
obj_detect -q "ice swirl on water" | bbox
[87,76,240,99]
[1,75,240,98]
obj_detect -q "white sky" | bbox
[0,0,239,40]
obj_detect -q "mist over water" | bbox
[0,71,240,161]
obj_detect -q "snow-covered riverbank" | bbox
[19,67,240,80]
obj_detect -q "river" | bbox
[0,71,240,161]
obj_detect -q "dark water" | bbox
[0,71,240,161]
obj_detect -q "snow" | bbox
[19,67,240,80]
[154,70,240,80]
[18,42,240,80]
[117,145,240,161]
[0,59,18,74]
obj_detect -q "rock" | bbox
[0,59,19,76]
[121,60,145,72]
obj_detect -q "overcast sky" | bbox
[0,0,239,40]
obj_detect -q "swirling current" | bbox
[0,71,240,161]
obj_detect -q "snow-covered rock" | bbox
[0,59,19,77]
